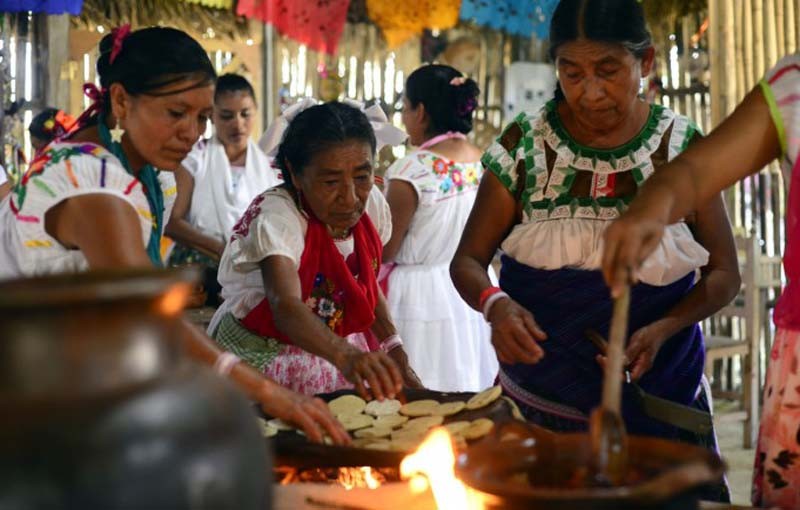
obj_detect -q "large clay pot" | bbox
[0,269,270,509]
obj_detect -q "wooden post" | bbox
[776,0,786,56]
[753,0,765,79]
[786,0,797,54]
[708,0,722,126]
[46,15,70,110]
[735,1,747,100]
[743,0,754,88]
[722,0,736,115]
[764,0,779,69]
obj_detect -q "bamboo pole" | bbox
[743,0,754,88]
[735,0,747,100]
[709,0,722,126]
[765,0,779,68]
[787,0,797,53]
[753,0,765,79]
[776,0,786,56]
[722,0,736,115]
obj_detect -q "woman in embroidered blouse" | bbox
[382,64,498,392]
[602,51,800,509]
[0,26,349,445]
[165,73,281,306]
[29,107,77,154]
[451,0,738,497]
[210,101,422,397]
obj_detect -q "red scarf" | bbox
[241,206,383,348]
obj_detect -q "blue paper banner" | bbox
[459,0,559,40]
[0,0,83,15]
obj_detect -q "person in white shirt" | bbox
[166,73,281,305]
[382,64,498,392]
[0,164,9,202]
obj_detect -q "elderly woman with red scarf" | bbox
[209,100,421,398]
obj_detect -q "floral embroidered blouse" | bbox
[0,142,176,278]
[208,186,392,335]
[384,150,482,266]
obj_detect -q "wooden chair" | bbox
[703,234,782,449]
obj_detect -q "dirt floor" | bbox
[715,402,756,506]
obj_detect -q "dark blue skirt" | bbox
[498,254,705,438]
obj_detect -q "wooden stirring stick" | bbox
[589,285,630,486]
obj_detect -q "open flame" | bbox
[400,427,485,510]
[337,467,384,490]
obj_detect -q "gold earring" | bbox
[110,118,125,143]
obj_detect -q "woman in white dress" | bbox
[383,64,498,392]
[0,164,8,202]
[166,74,281,305]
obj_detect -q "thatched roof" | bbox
[74,0,253,42]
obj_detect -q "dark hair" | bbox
[405,64,480,135]
[214,73,256,103]
[29,107,66,141]
[97,26,216,105]
[549,0,652,100]
[275,102,377,191]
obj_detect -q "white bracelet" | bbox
[381,334,404,353]
[213,352,241,376]
[482,291,510,322]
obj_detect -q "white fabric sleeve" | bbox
[180,140,206,177]
[366,185,393,245]
[227,189,306,271]
[761,52,800,161]
[11,143,154,273]
[0,165,7,185]
[384,154,426,201]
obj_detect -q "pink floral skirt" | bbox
[263,333,369,396]
[753,327,800,508]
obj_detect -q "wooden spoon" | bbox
[589,285,630,486]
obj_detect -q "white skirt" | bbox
[386,262,499,392]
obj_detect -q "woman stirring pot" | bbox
[451,0,738,500]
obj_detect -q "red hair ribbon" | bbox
[109,24,131,65]
[55,83,106,142]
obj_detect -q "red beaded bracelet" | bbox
[479,286,504,310]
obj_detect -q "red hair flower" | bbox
[109,24,131,65]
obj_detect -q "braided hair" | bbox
[404,64,480,136]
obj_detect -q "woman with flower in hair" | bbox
[0,25,350,445]
[382,64,498,392]
[28,107,76,154]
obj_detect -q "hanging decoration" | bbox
[236,0,351,55]
[180,0,232,9]
[459,0,559,40]
[366,0,461,48]
[0,0,83,15]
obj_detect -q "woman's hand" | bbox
[258,382,351,446]
[386,346,424,389]
[337,347,404,401]
[487,297,547,365]
[595,321,671,381]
